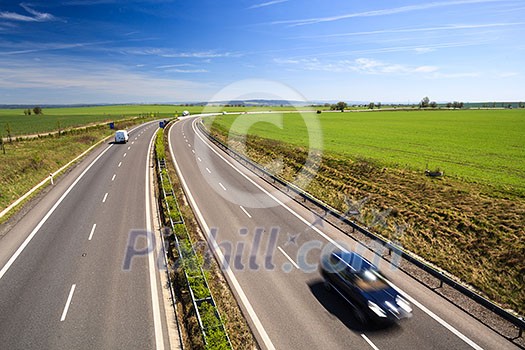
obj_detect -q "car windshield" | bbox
[354,269,390,292]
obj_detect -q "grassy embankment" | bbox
[206,109,525,315]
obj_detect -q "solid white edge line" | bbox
[88,223,96,241]
[191,118,485,350]
[277,247,299,270]
[102,193,108,203]
[146,129,165,350]
[0,144,113,281]
[60,284,76,322]
[169,121,276,350]
[239,206,252,218]
[361,334,380,350]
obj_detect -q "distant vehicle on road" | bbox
[320,249,412,324]
[182,110,190,116]
[114,130,129,144]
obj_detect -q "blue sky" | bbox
[0,0,524,104]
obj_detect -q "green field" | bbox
[208,109,525,194]
[0,105,201,136]
[0,104,304,137]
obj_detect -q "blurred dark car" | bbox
[320,249,412,324]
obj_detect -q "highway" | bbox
[0,122,171,349]
[169,116,518,350]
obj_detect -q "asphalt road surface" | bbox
[0,122,171,349]
[168,115,518,350]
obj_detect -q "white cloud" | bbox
[0,40,114,55]
[271,0,510,26]
[164,68,208,73]
[161,51,240,58]
[0,58,213,103]
[296,22,524,39]
[275,57,439,75]
[414,47,436,54]
[0,4,58,22]
[497,72,519,78]
[156,64,193,69]
[124,48,241,59]
[249,0,288,9]
[430,72,481,78]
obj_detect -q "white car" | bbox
[114,130,129,143]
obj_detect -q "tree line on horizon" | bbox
[323,98,524,111]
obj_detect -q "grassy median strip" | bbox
[206,109,525,316]
[156,127,256,349]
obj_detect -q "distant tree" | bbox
[429,101,437,108]
[450,101,464,109]
[323,103,331,108]
[335,101,347,112]
[33,106,43,115]
[420,96,430,108]
[377,102,382,109]
[446,102,452,108]
[368,102,375,109]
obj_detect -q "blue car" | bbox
[320,249,412,324]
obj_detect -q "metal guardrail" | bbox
[197,120,525,339]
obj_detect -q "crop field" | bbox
[208,109,525,194]
[207,109,525,314]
